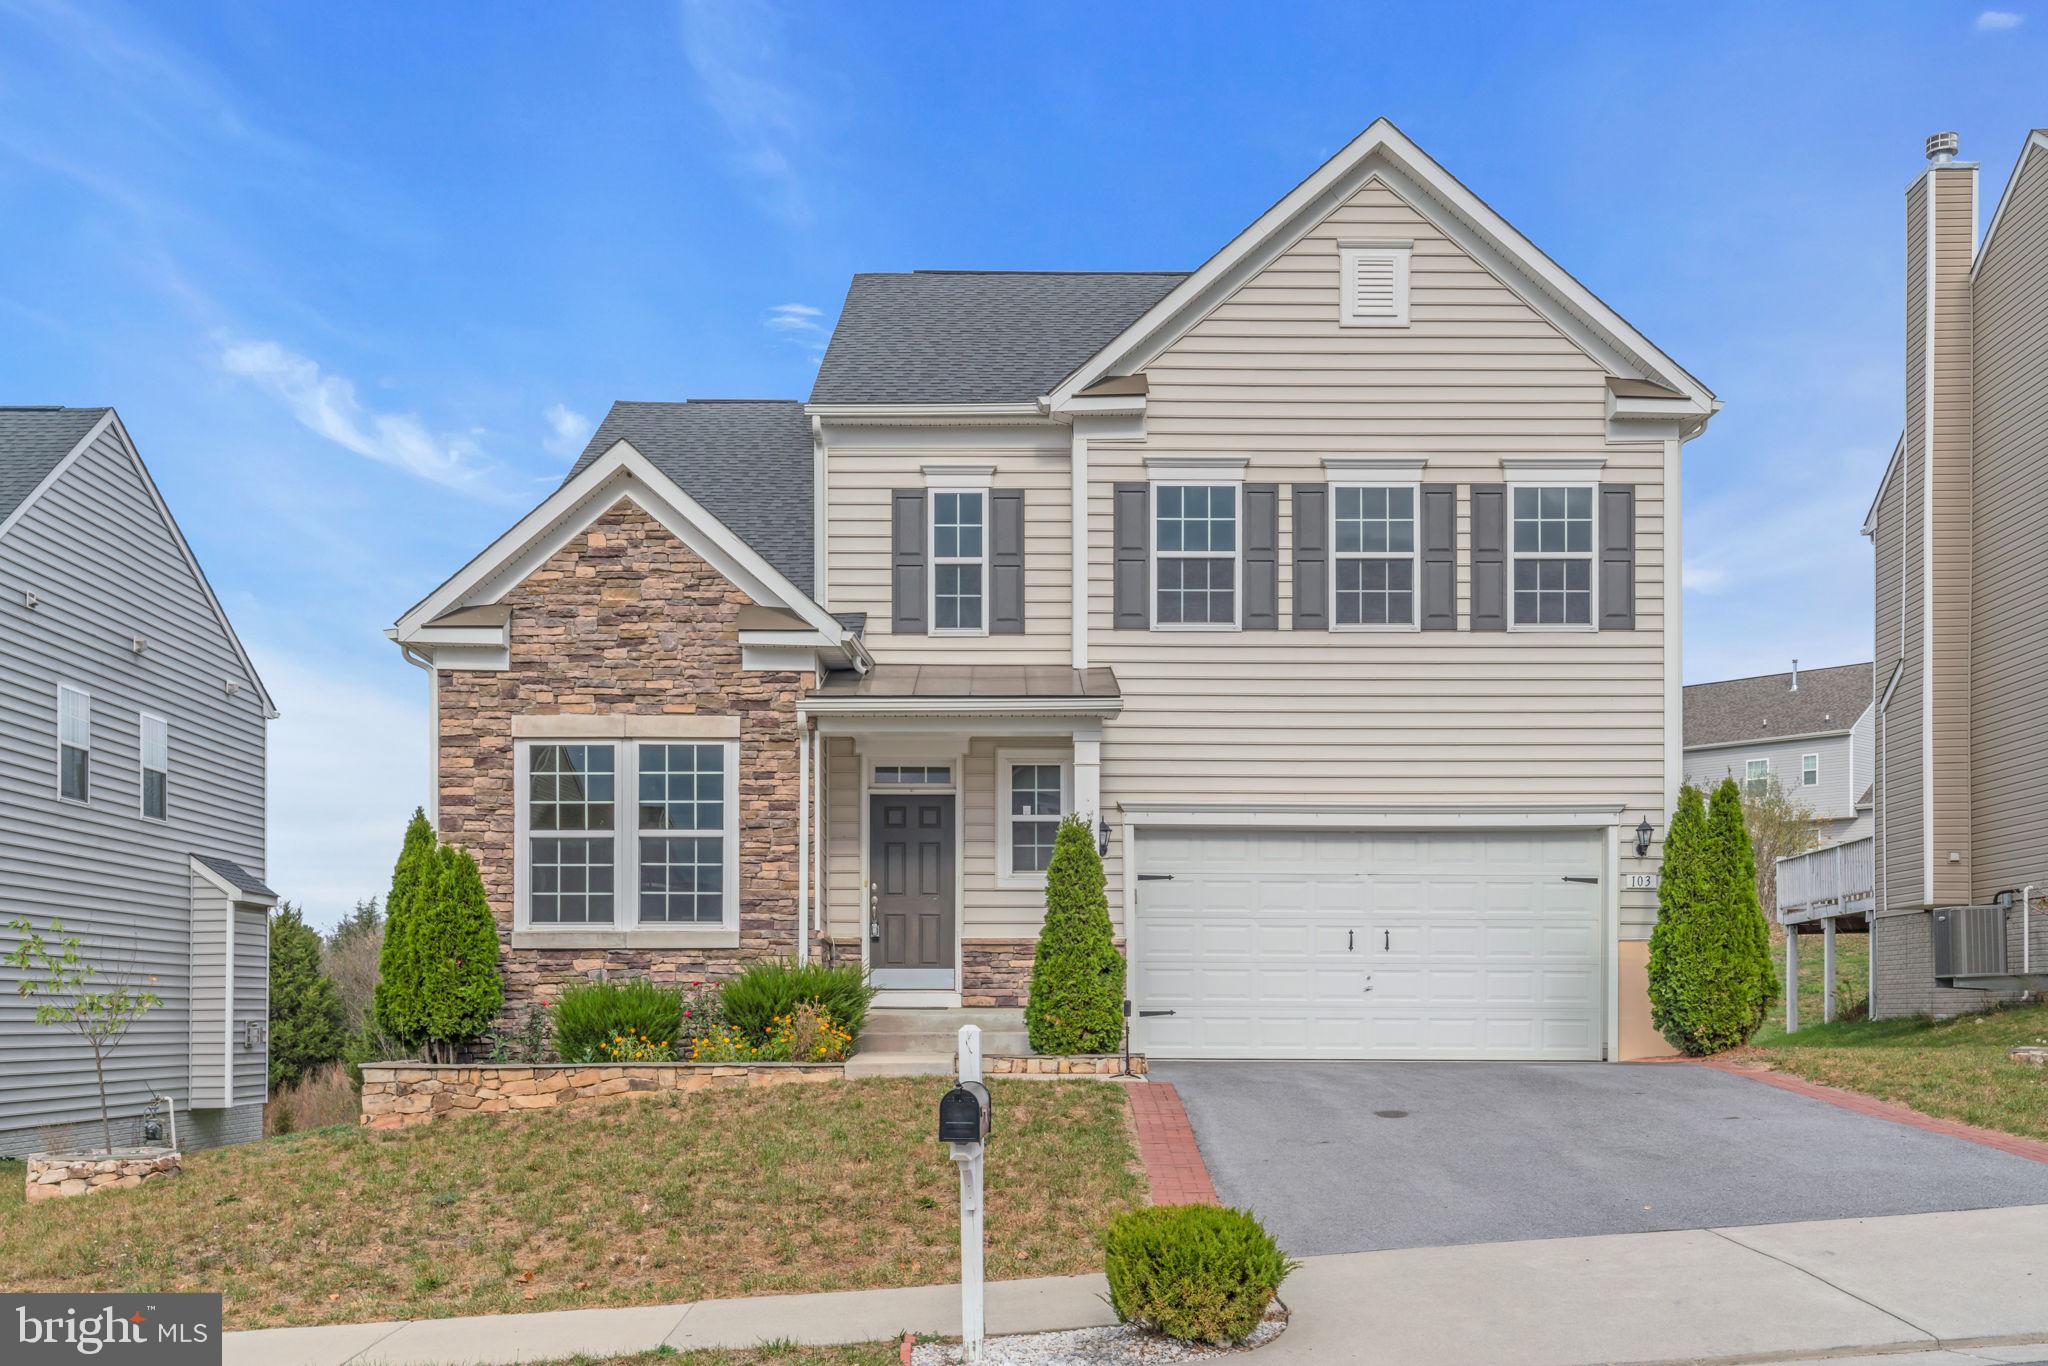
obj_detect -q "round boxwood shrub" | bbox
[1102,1204,1295,1345]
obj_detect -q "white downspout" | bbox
[398,643,439,827]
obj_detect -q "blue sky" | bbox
[3,1,2041,926]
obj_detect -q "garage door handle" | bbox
[1562,876,1599,885]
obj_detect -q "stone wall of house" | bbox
[436,499,810,1025]
[962,940,1035,1008]
[360,1062,842,1129]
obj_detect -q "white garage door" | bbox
[1134,828,1605,1061]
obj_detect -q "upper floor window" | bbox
[520,738,739,931]
[141,713,169,821]
[1339,242,1411,327]
[1510,486,1595,628]
[58,685,90,802]
[999,754,1068,882]
[931,491,985,635]
[1153,484,1238,628]
[1333,485,1417,628]
[1745,757,1771,796]
[1801,753,1820,787]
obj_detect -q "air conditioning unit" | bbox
[1933,905,2008,985]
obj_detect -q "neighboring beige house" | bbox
[1860,128,2048,1018]
[1684,661,1874,844]
[391,120,1719,1063]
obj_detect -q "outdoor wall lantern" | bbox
[938,1079,992,1144]
[1097,816,1111,856]
[1634,817,1655,858]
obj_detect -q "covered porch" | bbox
[796,665,1121,1008]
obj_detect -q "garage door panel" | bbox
[1137,827,1604,1060]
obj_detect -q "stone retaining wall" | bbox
[26,1148,182,1201]
[986,1055,1143,1076]
[359,1061,843,1129]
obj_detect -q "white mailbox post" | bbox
[941,1024,988,1364]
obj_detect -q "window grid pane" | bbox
[1010,764,1062,874]
[1511,486,1595,626]
[639,835,724,923]
[1335,557,1416,627]
[1155,555,1236,625]
[933,491,985,631]
[638,743,724,833]
[874,766,952,786]
[529,836,615,924]
[529,744,615,832]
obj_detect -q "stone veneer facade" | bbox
[436,500,810,1028]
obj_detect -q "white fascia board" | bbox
[407,623,509,648]
[1970,130,2047,282]
[1862,433,1905,536]
[739,629,839,648]
[802,696,1122,719]
[1684,730,1853,755]
[392,440,860,659]
[1058,394,1146,418]
[1044,118,1715,417]
[805,402,1046,424]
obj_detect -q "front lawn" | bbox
[1744,998,2048,1141]
[0,1078,1143,1329]
[1759,931,1871,1039]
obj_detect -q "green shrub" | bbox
[1025,815,1125,1054]
[1648,780,1778,1055]
[373,809,436,1048]
[1102,1205,1295,1345]
[268,902,346,1092]
[551,979,685,1064]
[719,961,874,1046]
[412,843,503,1058]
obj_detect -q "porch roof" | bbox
[805,664,1120,717]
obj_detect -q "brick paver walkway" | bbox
[1696,1056,2048,1165]
[1127,1081,1219,1205]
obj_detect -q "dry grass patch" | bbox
[526,1344,899,1366]
[0,1078,1142,1329]
[1745,998,2048,1141]
[266,1062,360,1137]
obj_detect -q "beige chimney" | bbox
[1909,131,1977,904]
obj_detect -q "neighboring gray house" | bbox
[1683,661,1874,843]
[0,407,275,1155]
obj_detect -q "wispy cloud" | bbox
[542,402,594,459]
[677,0,813,224]
[1682,564,1730,594]
[1977,9,2024,29]
[766,302,823,333]
[220,339,500,497]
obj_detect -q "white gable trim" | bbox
[4,411,278,717]
[392,440,861,654]
[1043,118,1715,419]
[1971,129,2048,282]
[1862,433,1905,537]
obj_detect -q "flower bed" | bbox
[359,1061,842,1129]
[26,1147,182,1201]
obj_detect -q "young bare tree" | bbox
[7,918,162,1154]
[1741,783,1821,931]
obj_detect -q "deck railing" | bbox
[1774,835,1876,925]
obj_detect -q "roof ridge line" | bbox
[1685,661,1873,689]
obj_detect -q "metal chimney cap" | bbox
[1927,131,1960,163]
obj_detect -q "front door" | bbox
[869,794,956,989]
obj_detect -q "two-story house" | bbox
[1861,128,2048,1018]
[391,121,1718,1063]
[1,407,275,1154]
[1684,661,1875,844]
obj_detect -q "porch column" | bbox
[1784,928,1799,1034]
[1074,725,1102,828]
[1822,917,1837,1024]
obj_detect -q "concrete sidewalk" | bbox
[227,1203,2048,1366]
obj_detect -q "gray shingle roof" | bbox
[567,400,815,595]
[810,271,1187,406]
[814,664,1120,700]
[1684,662,1873,749]
[192,853,278,900]
[0,406,109,527]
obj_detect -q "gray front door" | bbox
[870,794,956,989]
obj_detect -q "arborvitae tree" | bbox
[1024,815,1125,1054]
[1647,784,1710,1052]
[268,902,346,1092]
[1707,776,1779,1043]
[414,843,503,1059]
[372,809,436,1050]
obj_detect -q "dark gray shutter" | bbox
[1419,483,1457,631]
[1113,483,1149,629]
[891,490,927,635]
[1470,484,1506,632]
[1243,484,1279,630]
[1599,484,1636,631]
[1292,484,1328,630]
[990,490,1025,634]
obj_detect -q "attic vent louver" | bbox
[1339,242,1411,328]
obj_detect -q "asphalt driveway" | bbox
[1155,1060,2048,1256]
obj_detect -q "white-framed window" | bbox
[1152,483,1240,628]
[57,684,90,803]
[930,490,986,635]
[1801,753,1820,787]
[1332,484,1418,629]
[140,713,169,821]
[998,752,1070,883]
[517,738,739,931]
[873,764,954,787]
[1338,241,1412,327]
[1509,485,1597,629]
[1745,757,1771,795]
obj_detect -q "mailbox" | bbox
[938,1080,992,1143]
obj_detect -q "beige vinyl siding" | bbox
[1874,467,1922,914]
[1089,175,1670,934]
[1969,144,2048,897]
[823,436,1072,664]
[821,737,1076,941]
[1929,165,1976,904]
